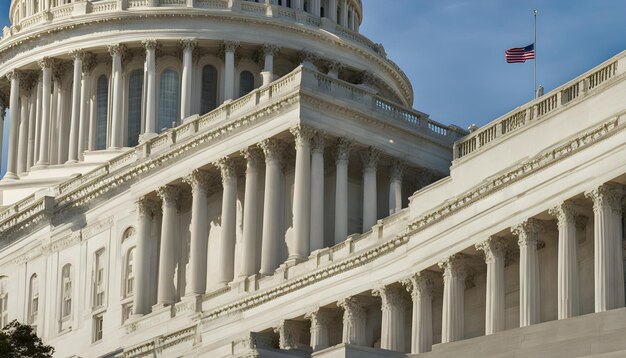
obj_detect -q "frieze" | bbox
[81,217,113,240]
[42,231,82,255]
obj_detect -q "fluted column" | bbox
[260,139,284,275]
[361,147,380,231]
[180,38,197,120]
[305,307,334,351]
[476,236,507,334]
[36,58,52,166]
[274,320,308,350]
[78,53,92,160]
[310,133,326,252]
[290,126,315,261]
[67,49,84,163]
[403,272,434,354]
[373,286,407,351]
[108,44,124,149]
[337,297,367,346]
[17,93,29,174]
[334,138,352,244]
[339,0,348,26]
[328,0,337,22]
[585,184,624,311]
[216,158,237,285]
[26,94,36,170]
[0,105,5,172]
[223,41,240,101]
[439,254,467,343]
[5,70,21,179]
[549,202,580,319]
[389,160,405,215]
[240,148,263,278]
[32,79,42,165]
[156,185,180,306]
[261,44,279,86]
[512,218,543,327]
[184,170,211,295]
[142,40,157,139]
[134,198,156,315]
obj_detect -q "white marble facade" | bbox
[1,1,626,358]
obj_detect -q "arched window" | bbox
[96,75,109,150]
[28,274,38,325]
[61,264,72,319]
[122,227,136,242]
[158,69,180,131]
[125,247,136,297]
[93,249,106,308]
[201,65,218,113]
[239,71,255,98]
[0,277,8,328]
[127,70,143,147]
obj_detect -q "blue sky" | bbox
[2,1,626,174]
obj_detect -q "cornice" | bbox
[0,9,412,105]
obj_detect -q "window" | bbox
[0,277,8,328]
[28,274,38,325]
[201,65,218,113]
[239,71,255,98]
[61,264,72,319]
[157,68,180,131]
[125,247,136,297]
[93,249,105,308]
[122,303,133,323]
[96,75,109,150]
[127,70,143,147]
[93,314,103,342]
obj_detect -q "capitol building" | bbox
[0,0,626,357]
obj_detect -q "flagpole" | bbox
[534,9,537,98]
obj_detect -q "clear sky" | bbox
[1,1,626,175]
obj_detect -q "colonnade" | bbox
[0,39,284,179]
[260,182,625,354]
[132,128,408,314]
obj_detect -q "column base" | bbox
[1,172,18,181]
[31,162,49,170]
[64,159,78,165]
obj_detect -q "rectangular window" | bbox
[0,296,7,328]
[122,304,133,323]
[93,315,103,342]
[94,250,106,308]
[63,277,72,318]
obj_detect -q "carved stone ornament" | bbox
[224,40,241,53]
[107,43,126,57]
[511,218,543,247]
[334,137,353,163]
[475,236,508,264]
[37,57,54,70]
[336,296,366,322]
[359,70,376,86]
[262,43,280,57]
[5,69,20,83]
[327,60,345,73]
[401,271,435,299]
[215,158,237,184]
[304,307,335,329]
[241,147,264,170]
[142,39,159,51]
[548,201,579,229]
[438,253,469,283]
[157,185,180,206]
[372,285,406,310]
[289,125,316,148]
[389,159,406,181]
[259,138,285,163]
[298,49,318,64]
[585,183,623,212]
[180,38,199,51]
[360,147,381,171]
[183,169,212,194]
[311,132,327,154]
[69,48,85,62]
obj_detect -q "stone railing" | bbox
[453,55,625,160]
[0,66,455,237]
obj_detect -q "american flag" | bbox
[505,44,535,63]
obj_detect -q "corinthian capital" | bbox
[360,147,381,171]
[136,197,158,218]
[298,49,318,64]
[5,69,20,82]
[183,169,213,195]
[475,236,508,264]
[215,158,237,184]
[242,147,264,170]
[224,40,241,53]
[180,38,198,51]
[548,201,579,229]
[108,43,126,57]
[334,137,352,163]
[69,49,85,62]
[327,60,345,73]
[259,138,285,163]
[402,271,435,300]
[359,70,376,86]
[142,39,158,51]
[511,218,543,247]
[311,132,327,154]
[585,183,623,212]
[337,296,366,321]
[157,185,180,207]
[290,125,316,148]
[389,159,406,182]
[438,254,469,283]
[37,57,54,70]
[262,43,280,56]
[372,286,406,310]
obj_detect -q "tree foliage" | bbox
[0,320,54,358]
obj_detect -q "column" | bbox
[439,254,467,343]
[36,58,52,166]
[475,236,507,334]
[260,139,284,275]
[585,185,623,311]
[180,38,197,120]
[108,44,124,149]
[361,147,380,231]
[334,138,352,244]
[78,53,92,160]
[5,70,20,179]
[156,185,180,306]
[26,95,36,170]
[142,40,157,139]
[328,0,337,22]
[223,41,240,101]
[134,198,156,315]
[305,307,334,351]
[67,49,84,163]
[17,93,28,174]
[0,103,5,172]
[311,0,320,17]
[373,286,407,351]
[512,218,543,326]
[298,50,317,70]
[310,133,326,252]
[327,61,343,79]
[388,160,405,215]
[339,0,348,26]
[337,296,367,346]
[274,320,308,350]
[403,272,434,354]
[184,169,211,295]
[261,44,279,86]
[549,202,580,319]
[290,125,315,261]
[216,158,237,285]
[240,148,263,278]
[33,79,42,165]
